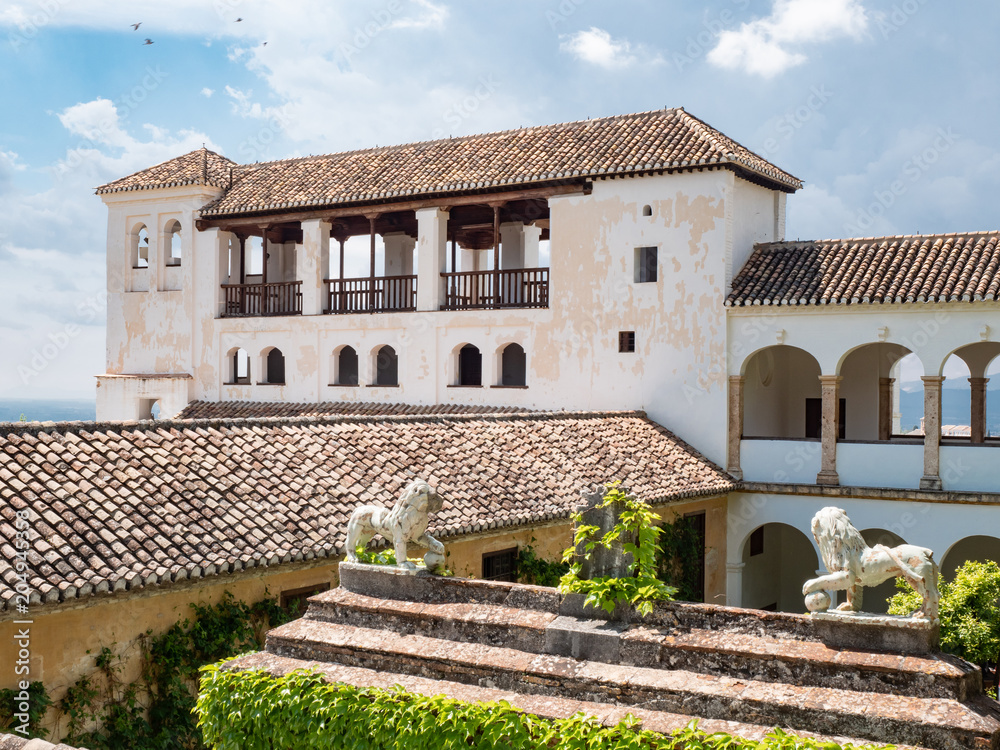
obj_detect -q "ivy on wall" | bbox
[196,666,891,750]
[656,515,705,603]
[2,591,295,750]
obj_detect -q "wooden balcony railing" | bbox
[222,281,303,317]
[441,268,549,310]
[325,275,417,314]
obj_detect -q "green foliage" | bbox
[514,542,569,587]
[196,666,893,750]
[656,515,704,602]
[355,545,400,565]
[888,559,1000,667]
[0,682,51,738]
[558,482,676,616]
[56,591,294,750]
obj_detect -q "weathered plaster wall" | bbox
[101,170,764,468]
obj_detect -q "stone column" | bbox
[878,377,895,441]
[816,375,842,486]
[970,377,989,444]
[383,232,415,276]
[726,562,745,608]
[416,207,449,311]
[920,375,945,490]
[523,224,542,268]
[728,375,744,480]
[300,219,331,316]
[209,229,232,317]
[500,222,524,269]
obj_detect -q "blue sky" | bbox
[1,0,998,399]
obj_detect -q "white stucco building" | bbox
[94,108,1000,612]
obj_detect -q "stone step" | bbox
[266,617,1000,750]
[225,651,920,749]
[305,588,978,700]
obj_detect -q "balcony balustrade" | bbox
[222,281,302,317]
[325,275,417,314]
[441,267,549,311]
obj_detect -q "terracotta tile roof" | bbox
[96,148,236,195]
[0,412,734,613]
[176,401,533,420]
[727,231,1000,307]
[96,109,799,215]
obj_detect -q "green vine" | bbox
[558,482,676,616]
[514,542,569,587]
[53,591,295,750]
[196,666,892,750]
[0,681,51,738]
[655,515,704,602]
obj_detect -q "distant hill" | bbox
[898,380,1000,435]
[0,399,96,423]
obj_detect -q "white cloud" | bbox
[389,0,448,30]
[708,0,868,78]
[201,87,214,98]
[560,28,638,69]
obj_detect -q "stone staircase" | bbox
[225,565,1000,750]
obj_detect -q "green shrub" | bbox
[196,665,893,750]
[515,543,569,587]
[888,559,1000,667]
[558,482,676,615]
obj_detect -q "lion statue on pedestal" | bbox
[344,478,445,572]
[802,506,939,619]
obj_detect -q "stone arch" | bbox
[373,345,398,386]
[164,219,182,266]
[498,342,526,386]
[455,343,482,386]
[742,346,821,439]
[836,342,916,440]
[130,222,149,269]
[332,345,359,386]
[226,347,251,385]
[941,535,1000,581]
[740,522,818,613]
[261,346,286,385]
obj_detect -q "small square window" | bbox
[619,331,635,353]
[482,548,518,582]
[634,246,657,283]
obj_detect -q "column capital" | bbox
[921,375,946,386]
[301,218,332,230]
[879,376,895,385]
[726,562,746,573]
[970,377,990,386]
[818,374,842,385]
[729,374,744,385]
[415,206,449,220]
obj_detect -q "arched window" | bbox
[165,220,182,266]
[131,224,149,268]
[228,348,250,384]
[336,346,359,385]
[458,344,482,386]
[264,348,286,385]
[500,343,526,386]
[642,205,652,217]
[375,345,398,386]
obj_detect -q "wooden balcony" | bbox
[222,281,302,317]
[325,275,417,314]
[441,268,549,311]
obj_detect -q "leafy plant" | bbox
[0,681,51,738]
[514,543,569,587]
[196,665,894,750]
[558,481,676,616]
[656,514,704,602]
[55,591,294,750]
[888,559,1000,668]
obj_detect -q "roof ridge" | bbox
[223,109,685,171]
[96,148,236,194]
[757,230,1000,249]
[0,409,651,439]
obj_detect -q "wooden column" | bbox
[238,234,247,314]
[366,214,378,312]
[491,203,501,306]
[878,377,895,441]
[727,375,744,480]
[816,375,842,486]
[451,237,457,274]
[261,227,269,285]
[338,238,346,280]
[971,377,989,444]
[920,376,945,490]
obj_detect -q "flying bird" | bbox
[262,41,268,46]
[235,17,243,22]
[143,38,154,45]
[131,22,141,31]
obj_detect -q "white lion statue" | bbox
[802,507,939,619]
[344,478,445,572]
